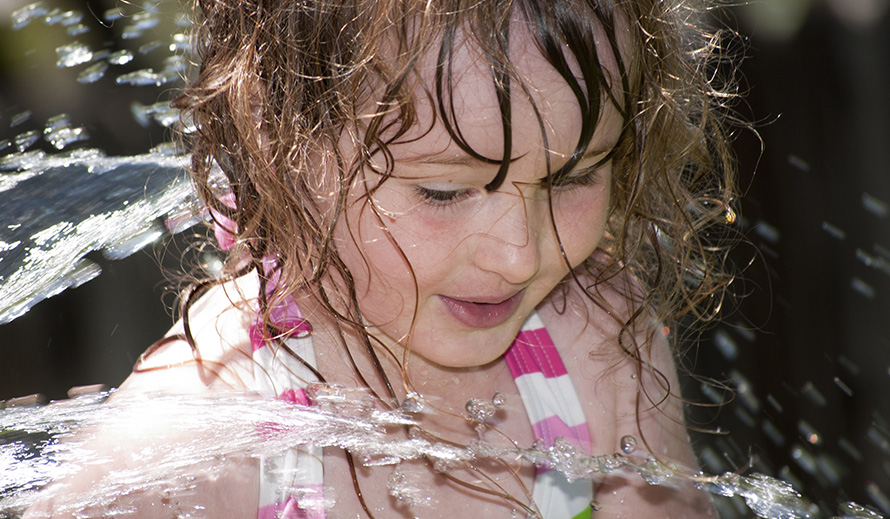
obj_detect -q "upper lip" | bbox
[443,290,524,305]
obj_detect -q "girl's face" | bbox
[334,26,622,368]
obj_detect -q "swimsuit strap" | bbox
[250,298,592,519]
[505,311,595,519]
[250,297,326,519]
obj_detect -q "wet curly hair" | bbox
[169,0,739,503]
[173,0,736,355]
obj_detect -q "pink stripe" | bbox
[531,415,592,455]
[505,328,567,379]
[269,296,305,328]
[279,388,311,406]
[257,490,326,519]
[257,389,312,439]
[250,319,312,351]
[210,193,237,251]
[250,324,266,351]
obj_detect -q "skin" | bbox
[332,25,614,370]
[23,15,718,519]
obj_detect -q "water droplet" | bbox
[863,192,889,218]
[104,7,125,22]
[787,154,811,172]
[400,393,425,414]
[66,23,90,36]
[116,68,161,86]
[636,456,674,486]
[12,2,50,30]
[465,398,496,423]
[15,130,40,152]
[10,110,32,128]
[730,369,760,413]
[131,101,180,128]
[822,220,846,240]
[713,328,739,361]
[801,381,828,407]
[838,437,863,462]
[590,500,602,511]
[44,116,89,150]
[790,443,818,475]
[432,458,454,473]
[139,40,163,55]
[122,11,160,39]
[170,33,191,52]
[766,393,784,413]
[491,392,506,408]
[108,49,135,65]
[839,501,884,518]
[620,435,637,454]
[77,61,108,84]
[834,376,854,397]
[754,220,781,244]
[56,42,93,68]
[43,8,62,25]
[200,252,224,277]
[762,419,786,447]
[797,420,821,446]
[851,277,876,299]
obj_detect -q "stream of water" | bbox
[0,387,824,518]
[1,1,888,518]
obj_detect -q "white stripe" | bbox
[534,470,593,519]
[521,311,546,331]
[514,373,587,428]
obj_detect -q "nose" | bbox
[472,193,544,285]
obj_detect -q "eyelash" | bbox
[413,166,603,207]
[413,186,474,206]
[549,166,603,190]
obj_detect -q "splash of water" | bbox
[0,149,198,325]
[0,386,871,519]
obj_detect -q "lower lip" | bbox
[439,291,524,329]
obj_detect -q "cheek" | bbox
[336,191,453,303]
[552,181,611,267]
[335,199,412,297]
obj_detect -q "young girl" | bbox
[25,0,736,517]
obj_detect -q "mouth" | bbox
[438,290,525,329]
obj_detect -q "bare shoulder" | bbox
[537,273,717,518]
[536,274,666,447]
[118,274,261,396]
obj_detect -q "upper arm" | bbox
[23,281,262,519]
[21,401,260,519]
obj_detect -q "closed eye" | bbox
[549,163,607,190]
[413,185,476,206]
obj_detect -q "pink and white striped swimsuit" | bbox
[251,303,594,519]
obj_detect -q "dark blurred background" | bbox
[1,1,888,517]
[0,0,185,402]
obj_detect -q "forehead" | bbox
[380,15,624,165]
